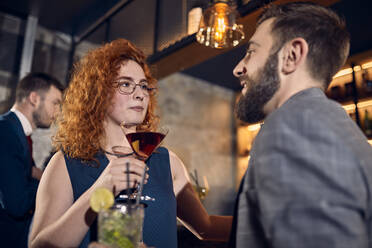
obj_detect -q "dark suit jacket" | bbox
[0,111,38,247]
[233,88,372,247]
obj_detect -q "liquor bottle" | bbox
[362,69,372,93]
[364,110,372,137]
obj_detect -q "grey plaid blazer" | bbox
[235,87,372,248]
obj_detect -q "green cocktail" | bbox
[98,203,144,248]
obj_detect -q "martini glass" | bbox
[125,130,167,160]
[119,123,168,203]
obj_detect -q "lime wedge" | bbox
[90,187,114,212]
[117,236,134,248]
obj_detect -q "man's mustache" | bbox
[238,74,255,86]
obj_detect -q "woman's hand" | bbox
[89,242,148,248]
[92,155,148,196]
[88,242,109,248]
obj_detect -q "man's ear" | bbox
[281,38,309,74]
[28,91,40,107]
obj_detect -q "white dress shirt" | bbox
[10,108,33,136]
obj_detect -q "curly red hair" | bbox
[54,39,158,161]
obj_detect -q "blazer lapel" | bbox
[3,111,30,159]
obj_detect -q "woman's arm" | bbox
[169,150,233,242]
[29,151,94,247]
[29,151,147,248]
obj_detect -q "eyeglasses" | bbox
[114,81,156,96]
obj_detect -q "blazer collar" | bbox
[11,108,33,136]
[2,111,30,152]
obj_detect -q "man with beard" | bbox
[0,72,63,247]
[230,2,372,248]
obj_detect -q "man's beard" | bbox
[33,102,50,129]
[235,51,280,124]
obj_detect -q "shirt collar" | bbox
[10,108,33,136]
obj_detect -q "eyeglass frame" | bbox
[113,79,157,96]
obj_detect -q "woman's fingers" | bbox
[117,156,146,167]
[111,157,147,176]
[110,164,146,177]
[108,158,149,193]
[88,242,110,248]
[111,173,148,185]
[98,156,149,194]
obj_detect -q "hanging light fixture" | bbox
[196,0,244,49]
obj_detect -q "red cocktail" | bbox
[126,131,166,160]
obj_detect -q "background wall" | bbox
[158,72,236,214]
[0,12,25,113]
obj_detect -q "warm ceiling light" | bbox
[333,61,372,79]
[342,99,372,112]
[357,99,372,108]
[362,62,372,70]
[196,0,244,49]
[247,123,261,131]
[333,68,353,78]
[342,103,356,112]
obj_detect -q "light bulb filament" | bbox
[215,16,226,41]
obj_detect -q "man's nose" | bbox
[233,61,247,78]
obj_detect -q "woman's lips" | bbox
[130,106,144,112]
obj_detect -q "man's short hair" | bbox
[258,2,350,88]
[15,72,64,103]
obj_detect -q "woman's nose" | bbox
[133,85,145,100]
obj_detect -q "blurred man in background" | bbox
[0,72,63,247]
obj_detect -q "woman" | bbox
[29,39,232,248]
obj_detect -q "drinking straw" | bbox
[194,169,200,188]
[126,162,131,206]
[136,164,147,206]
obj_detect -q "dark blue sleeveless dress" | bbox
[64,147,177,248]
